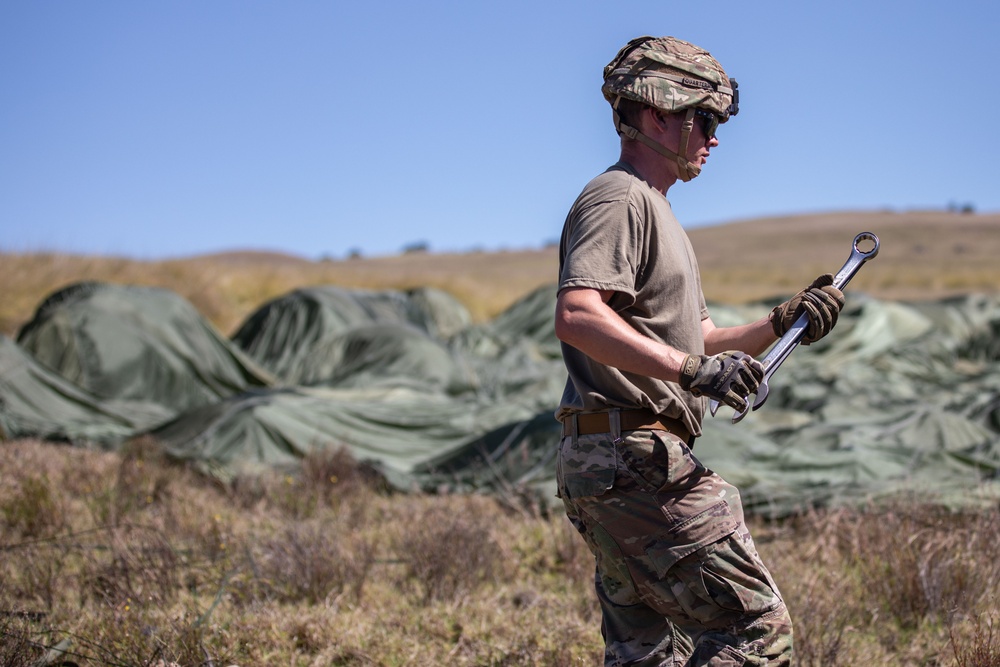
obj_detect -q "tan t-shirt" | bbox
[557,161,709,437]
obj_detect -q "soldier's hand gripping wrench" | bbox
[710,232,880,423]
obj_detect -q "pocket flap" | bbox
[644,501,738,578]
[559,437,617,500]
[563,466,616,499]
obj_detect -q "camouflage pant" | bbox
[556,426,792,666]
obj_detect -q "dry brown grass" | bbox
[4,210,998,339]
[2,439,999,666]
[688,209,1000,304]
[0,247,559,338]
[0,439,601,666]
[769,504,1000,666]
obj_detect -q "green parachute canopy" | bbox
[17,282,274,415]
[4,281,1000,517]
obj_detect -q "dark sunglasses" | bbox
[693,108,721,138]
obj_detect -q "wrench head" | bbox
[751,379,771,411]
[714,378,771,422]
[730,380,770,424]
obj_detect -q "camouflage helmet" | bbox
[602,35,738,182]
[602,35,738,121]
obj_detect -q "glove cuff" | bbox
[679,354,703,392]
[769,305,785,337]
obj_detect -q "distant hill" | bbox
[2,209,998,337]
[688,209,1000,303]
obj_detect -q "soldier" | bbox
[554,36,844,666]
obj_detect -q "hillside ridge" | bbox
[2,209,998,336]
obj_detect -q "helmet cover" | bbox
[602,36,738,122]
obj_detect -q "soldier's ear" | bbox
[649,108,671,134]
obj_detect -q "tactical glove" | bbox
[679,351,765,413]
[769,273,845,345]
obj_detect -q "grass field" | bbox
[2,210,1000,665]
[2,440,999,666]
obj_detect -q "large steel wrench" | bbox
[709,232,880,423]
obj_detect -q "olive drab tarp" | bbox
[16,282,275,414]
[4,281,1000,517]
[230,285,472,383]
[0,335,164,443]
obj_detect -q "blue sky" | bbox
[2,1,997,260]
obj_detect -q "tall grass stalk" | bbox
[2,439,998,665]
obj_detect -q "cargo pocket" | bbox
[643,500,738,579]
[693,531,782,616]
[618,428,703,497]
[644,500,780,623]
[556,435,617,501]
[689,637,746,666]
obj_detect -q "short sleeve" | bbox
[559,197,643,305]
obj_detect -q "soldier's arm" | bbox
[554,286,689,383]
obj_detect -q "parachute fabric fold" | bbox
[230,285,471,383]
[5,279,1000,517]
[146,385,546,488]
[0,335,167,443]
[16,282,274,417]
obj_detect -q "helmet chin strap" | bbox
[612,102,701,182]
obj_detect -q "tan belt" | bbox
[561,409,693,444]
